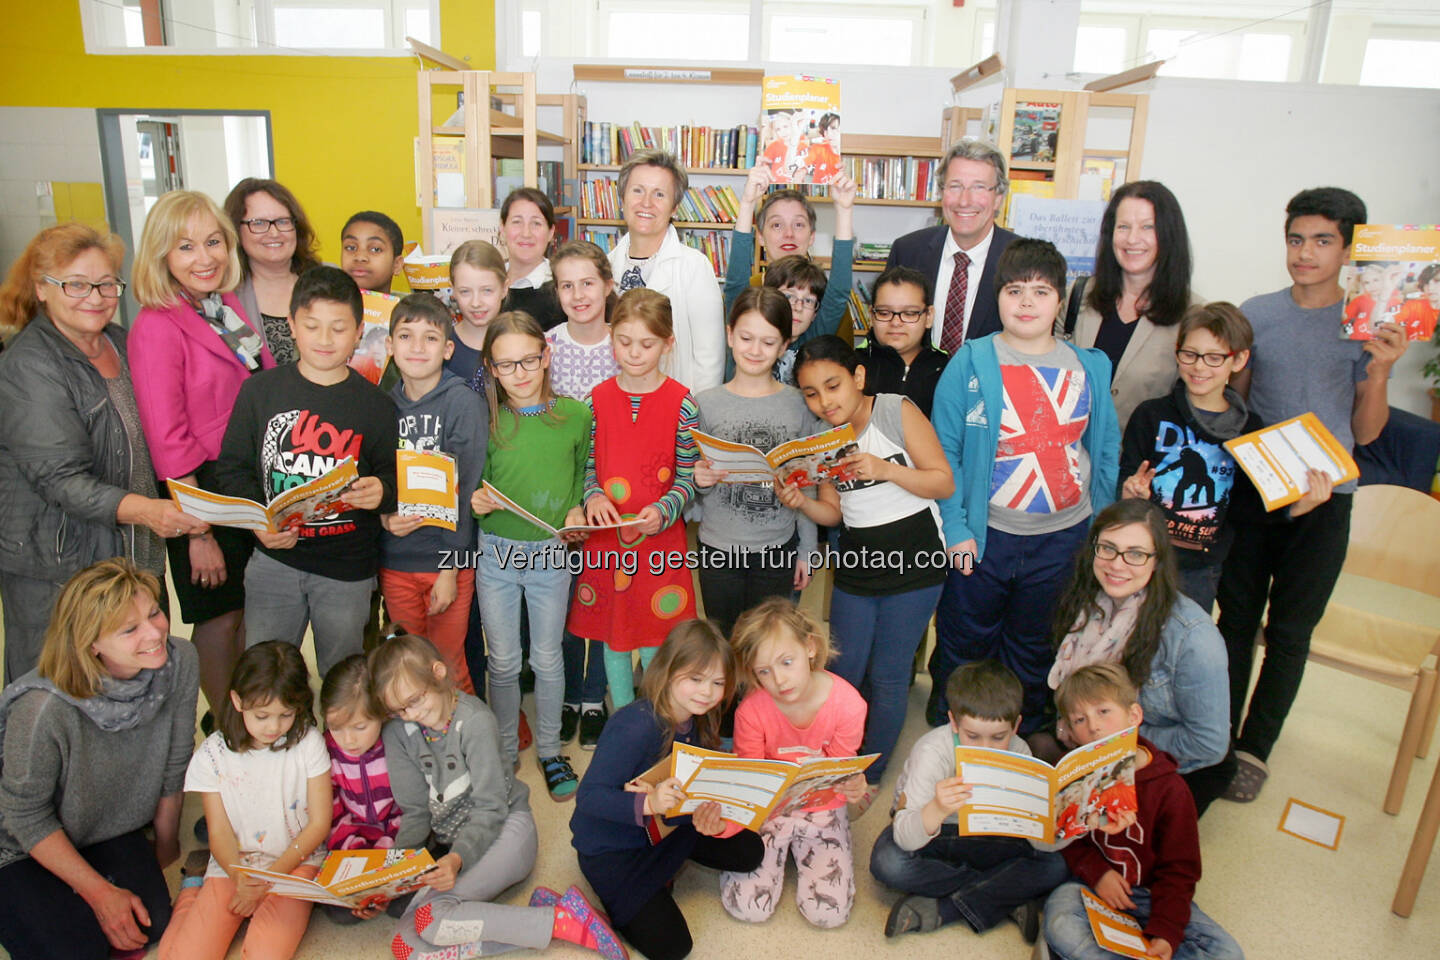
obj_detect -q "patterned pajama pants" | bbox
[718,807,853,928]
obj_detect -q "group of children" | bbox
[143,167,1417,960]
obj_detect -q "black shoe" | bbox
[193,816,208,843]
[560,704,580,743]
[1011,897,1043,945]
[520,666,536,694]
[199,710,215,736]
[579,706,607,750]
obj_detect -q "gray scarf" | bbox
[194,292,264,371]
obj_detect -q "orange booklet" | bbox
[167,458,359,533]
[1223,413,1359,512]
[397,449,458,531]
[953,726,1137,843]
[692,423,856,487]
[482,481,644,537]
[231,848,436,909]
[666,748,876,831]
[1340,224,1440,342]
[350,290,399,385]
[1081,888,1151,958]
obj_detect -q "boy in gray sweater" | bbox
[869,660,1067,943]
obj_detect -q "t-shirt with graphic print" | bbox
[215,363,399,580]
[987,336,1092,537]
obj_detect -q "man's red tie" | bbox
[940,249,971,355]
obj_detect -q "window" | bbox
[1360,38,1440,90]
[1073,2,1306,82]
[1073,24,1130,75]
[601,3,751,61]
[1149,27,1294,83]
[765,4,926,68]
[80,0,436,53]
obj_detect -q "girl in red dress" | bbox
[569,288,699,707]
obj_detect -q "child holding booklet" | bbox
[158,642,332,960]
[869,660,1066,943]
[569,289,699,708]
[570,621,764,960]
[379,293,487,694]
[693,288,822,637]
[469,311,591,799]
[719,599,867,928]
[1043,663,1243,960]
[373,634,623,960]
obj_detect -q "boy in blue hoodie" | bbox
[378,293,487,694]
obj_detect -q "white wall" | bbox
[0,107,104,279]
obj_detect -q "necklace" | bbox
[421,692,459,743]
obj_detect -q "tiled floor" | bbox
[5,578,1440,959]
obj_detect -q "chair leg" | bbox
[1419,666,1440,760]
[1387,666,1437,815]
[1393,752,1440,916]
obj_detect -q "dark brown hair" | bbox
[944,660,1023,724]
[218,641,315,752]
[321,654,384,723]
[757,189,817,232]
[1087,180,1192,328]
[728,286,792,339]
[763,254,827,301]
[1177,300,1253,354]
[223,178,322,278]
[501,187,556,228]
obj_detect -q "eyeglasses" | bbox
[1094,542,1156,566]
[1175,348,1235,368]
[942,181,1000,197]
[43,276,126,299]
[491,352,544,375]
[388,688,431,719]
[239,217,296,234]
[785,293,819,311]
[873,307,927,324]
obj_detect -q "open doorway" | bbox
[98,109,273,321]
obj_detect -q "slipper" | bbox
[847,784,881,820]
[1220,750,1269,803]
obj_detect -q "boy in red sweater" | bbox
[1043,664,1243,960]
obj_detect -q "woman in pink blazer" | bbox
[129,190,275,718]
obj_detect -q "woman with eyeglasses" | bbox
[1038,498,1232,815]
[1065,180,1201,429]
[0,223,208,682]
[127,190,275,723]
[223,177,323,365]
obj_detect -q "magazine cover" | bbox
[759,74,841,185]
[1010,100,1062,162]
[1340,224,1440,342]
[693,424,857,486]
[168,458,360,533]
[351,290,399,386]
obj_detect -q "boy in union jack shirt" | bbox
[929,239,1119,730]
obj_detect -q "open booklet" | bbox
[692,423,857,487]
[1222,413,1359,513]
[167,458,359,534]
[641,741,875,832]
[953,725,1137,844]
[481,481,644,537]
[231,848,436,909]
[397,449,458,531]
[1081,888,1151,959]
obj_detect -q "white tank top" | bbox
[835,393,943,535]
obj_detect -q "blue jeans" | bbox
[870,824,1067,932]
[476,534,572,761]
[829,582,943,783]
[930,520,1089,731]
[1045,882,1244,960]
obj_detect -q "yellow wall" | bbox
[0,1,495,266]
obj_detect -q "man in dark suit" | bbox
[885,139,1016,353]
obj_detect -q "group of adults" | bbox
[0,136,1228,958]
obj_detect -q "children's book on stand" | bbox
[1339,224,1440,342]
[1223,413,1359,512]
[692,423,857,487]
[759,75,842,186]
[951,725,1138,843]
[481,481,645,537]
[642,742,876,832]
[231,848,437,909]
[1009,100,1062,163]
[167,458,359,533]
[397,449,459,531]
[351,290,399,386]
[1080,888,1151,959]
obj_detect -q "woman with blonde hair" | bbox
[128,189,275,719]
[0,222,206,682]
[0,559,200,960]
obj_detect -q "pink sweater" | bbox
[733,671,866,812]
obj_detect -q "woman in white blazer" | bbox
[608,150,725,393]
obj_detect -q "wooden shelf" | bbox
[1009,160,1057,172]
[580,163,747,175]
[815,257,886,273]
[576,219,735,229]
[574,64,764,86]
[843,133,943,159]
[432,126,568,144]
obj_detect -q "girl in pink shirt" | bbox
[719,599,868,928]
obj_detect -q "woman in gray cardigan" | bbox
[222,177,322,365]
[1067,180,1201,429]
[0,560,200,960]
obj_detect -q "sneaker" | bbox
[579,706,608,750]
[518,709,533,751]
[529,886,562,907]
[553,885,628,960]
[560,704,580,744]
[847,783,880,820]
[540,755,579,801]
[1011,897,1043,945]
[885,894,943,937]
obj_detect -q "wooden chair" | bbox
[1394,750,1440,915]
[1306,484,1440,815]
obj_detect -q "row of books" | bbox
[578,178,740,224]
[582,121,760,170]
[841,156,942,203]
[576,227,734,278]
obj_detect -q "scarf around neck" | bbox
[193,292,263,371]
[1048,591,1144,689]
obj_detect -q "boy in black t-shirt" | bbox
[215,266,398,675]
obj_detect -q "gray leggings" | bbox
[393,807,553,957]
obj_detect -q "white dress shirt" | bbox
[930,225,996,349]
